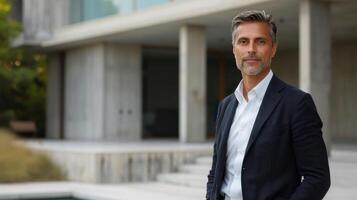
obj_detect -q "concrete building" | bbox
[12,0,357,146]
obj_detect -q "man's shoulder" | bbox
[220,93,235,105]
[274,76,310,101]
[216,93,236,114]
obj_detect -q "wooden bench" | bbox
[10,120,37,138]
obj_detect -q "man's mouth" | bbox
[243,58,261,63]
[243,58,260,61]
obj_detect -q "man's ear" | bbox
[272,42,278,58]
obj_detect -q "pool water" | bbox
[22,197,85,200]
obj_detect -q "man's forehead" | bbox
[236,22,271,38]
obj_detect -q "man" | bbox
[206,10,330,200]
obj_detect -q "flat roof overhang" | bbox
[42,0,357,51]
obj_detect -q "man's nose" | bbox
[247,43,256,55]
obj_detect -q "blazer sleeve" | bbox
[206,101,223,200]
[206,139,217,200]
[290,93,331,200]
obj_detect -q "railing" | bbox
[69,0,182,24]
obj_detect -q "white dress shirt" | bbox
[221,70,273,200]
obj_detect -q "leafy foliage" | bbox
[0,0,47,135]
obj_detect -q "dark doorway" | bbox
[142,47,179,139]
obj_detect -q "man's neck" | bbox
[242,70,270,101]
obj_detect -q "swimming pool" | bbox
[21,197,85,200]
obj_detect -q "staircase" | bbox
[156,156,212,189]
[111,156,213,200]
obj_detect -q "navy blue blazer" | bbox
[206,75,330,200]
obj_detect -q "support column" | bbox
[65,44,105,140]
[179,25,206,143]
[299,0,331,153]
[46,53,64,139]
[64,43,142,141]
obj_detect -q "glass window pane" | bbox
[69,0,172,24]
[137,0,169,10]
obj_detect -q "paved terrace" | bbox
[0,143,356,200]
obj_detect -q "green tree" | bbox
[0,0,21,64]
[0,0,47,136]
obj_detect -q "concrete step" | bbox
[0,182,205,200]
[77,182,205,200]
[157,173,206,188]
[196,156,212,165]
[179,164,210,175]
[124,182,205,199]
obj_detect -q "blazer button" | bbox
[242,167,246,171]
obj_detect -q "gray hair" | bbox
[231,10,277,44]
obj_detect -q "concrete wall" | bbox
[34,144,211,183]
[64,43,142,141]
[331,43,357,142]
[272,49,299,87]
[103,44,142,141]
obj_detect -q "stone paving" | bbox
[324,145,357,200]
[0,144,356,200]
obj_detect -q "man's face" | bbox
[233,22,277,77]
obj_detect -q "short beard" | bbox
[236,58,272,76]
[237,63,263,76]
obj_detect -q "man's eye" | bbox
[258,40,266,45]
[238,40,247,45]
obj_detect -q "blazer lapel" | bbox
[245,76,285,155]
[218,96,238,159]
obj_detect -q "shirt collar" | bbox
[234,70,273,103]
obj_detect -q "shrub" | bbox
[0,129,64,182]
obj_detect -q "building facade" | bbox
[12,0,357,147]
